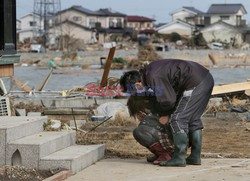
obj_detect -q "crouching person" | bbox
[127,95,174,165]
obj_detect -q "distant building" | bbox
[52,6,130,44]
[157,3,248,42]
[170,6,205,27]
[126,16,155,35]
[17,13,44,42]
[206,4,247,26]
[201,21,244,46]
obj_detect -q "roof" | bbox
[170,6,205,16]
[126,16,155,22]
[156,19,195,31]
[207,4,247,14]
[96,8,126,17]
[71,6,103,16]
[59,6,126,17]
[183,7,205,15]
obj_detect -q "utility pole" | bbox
[33,0,61,51]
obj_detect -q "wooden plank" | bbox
[100,47,116,87]
[0,64,14,77]
[212,82,250,95]
[12,77,32,92]
[35,69,53,91]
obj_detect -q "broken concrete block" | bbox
[209,98,223,107]
[16,109,26,116]
[51,120,61,130]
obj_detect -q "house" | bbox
[170,6,205,26]
[126,16,155,35]
[55,6,126,29]
[156,6,204,37]
[205,4,247,26]
[52,6,128,44]
[157,3,248,43]
[17,13,44,42]
[201,21,244,46]
[156,19,195,37]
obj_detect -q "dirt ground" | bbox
[77,116,250,159]
[0,166,52,181]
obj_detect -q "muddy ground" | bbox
[77,117,250,159]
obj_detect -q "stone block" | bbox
[39,145,105,174]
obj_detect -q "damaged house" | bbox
[157,3,249,46]
[201,4,248,46]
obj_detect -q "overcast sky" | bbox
[17,0,250,23]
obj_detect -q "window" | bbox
[73,16,82,22]
[29,21,37,27]
[89,18,96,28]
[236,15,242,26]
[116,18,122,28]
[220,16,230,20]
[147,23,151,28]
[109,18,115,28]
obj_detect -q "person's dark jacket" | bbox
[141,59,209,116]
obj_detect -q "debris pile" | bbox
[15,102,44,113]
[128,44,162,69]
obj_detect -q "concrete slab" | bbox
[27,112,42,116]
[66,158,250,181]
[0,116,47,166]
[6,131,76,168]
[40,145,105,174]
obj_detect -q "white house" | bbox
[170,6,205,26]
[156,19,195,37]
[206,4,247,26]
[201,21,244,46]
[17,13,44,42]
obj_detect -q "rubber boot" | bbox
[160,131,187,167]
[186,129,202,165]
[148,142,172,165]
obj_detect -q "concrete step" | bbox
[6,131,76,168]
[39,145,105,174]
[0,116,47,166]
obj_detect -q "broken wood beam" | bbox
[100,47,116,87]
[12,77,32,92]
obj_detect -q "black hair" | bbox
[127,94,150,118]
[120,70,141,92]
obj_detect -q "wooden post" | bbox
[100,47,116,87]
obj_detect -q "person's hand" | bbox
[136,111,147,121]
[159,116,169,125]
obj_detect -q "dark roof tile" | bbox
[207,4,247,14]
